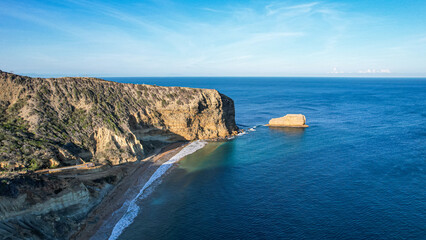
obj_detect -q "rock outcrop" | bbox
[0,171,117,239]
[0,70,239,239]
[267,114,308,127]
[0,70,238,170]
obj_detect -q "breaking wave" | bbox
[108,141,207,240]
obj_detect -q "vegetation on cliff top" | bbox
[0,70,237,174]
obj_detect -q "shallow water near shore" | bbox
[106,77,426,239]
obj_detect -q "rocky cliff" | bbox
[0,70,237,239]
[0,166,122,239]
[0,70,237,171]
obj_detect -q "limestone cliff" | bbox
[0,70,237,171]
[0,70,238,239]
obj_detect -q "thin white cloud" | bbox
[285,2,320,10]
[357,69,391,74]
[246,32,305,44]
[265,1,319,16]
[2,0,421,76]
[418,37,426,43]
[201,7,228,14]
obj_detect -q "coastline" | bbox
[0,71,238,239]
[73,141,206,240]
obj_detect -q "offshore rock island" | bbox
[267,114,308,128]
[0,70,238,239]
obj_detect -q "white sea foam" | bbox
[108,141,207,240]
[227,131,247,140]
[228,125,263,139]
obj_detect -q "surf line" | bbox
[108,140,207,240]
[227,125,262,139]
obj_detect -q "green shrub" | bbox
[138,85,148,91]
[8,99,26,113]
[162,99,168,107]
[28,158,39,170]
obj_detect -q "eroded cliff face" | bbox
[0,171,118,239]
[0,70,237,169]
[0,70,238,239]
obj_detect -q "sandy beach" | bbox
[72,142,189,240]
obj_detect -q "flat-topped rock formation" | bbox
[267,114,308,127]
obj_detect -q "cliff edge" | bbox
[0,70,238,239]
[0,70,237,171]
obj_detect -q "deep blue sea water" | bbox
[106,77,426,240]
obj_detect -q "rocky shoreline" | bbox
[0,71,238,239]
[0,142,193,239]
[74,142,189,240]
[0,139,225,239]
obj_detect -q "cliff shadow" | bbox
[128,115,188,155]
[62,142,94,163]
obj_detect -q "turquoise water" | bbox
[107,77,426,239]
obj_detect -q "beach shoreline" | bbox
[72,142,192,240]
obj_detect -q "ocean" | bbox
[105,77,426,239]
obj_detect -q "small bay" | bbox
[105,77,426,240]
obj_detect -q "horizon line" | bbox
[23,74,426,79]
[3,70,426,79]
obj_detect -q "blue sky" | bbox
[0,0,425,77]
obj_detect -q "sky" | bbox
[0,0,425,77]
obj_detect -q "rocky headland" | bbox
[0,70,238,239]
